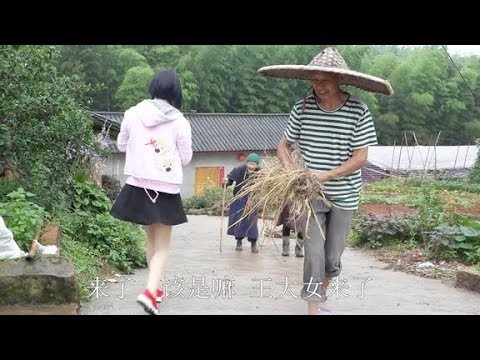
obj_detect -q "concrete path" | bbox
[80,215,480,315]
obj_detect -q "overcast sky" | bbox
[404,45,480,56]
[444,45,480,56]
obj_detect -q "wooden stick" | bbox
[453,145,461,170]
[421,134,434,182]
[420,139,433,183]
[412,132,425,166]
[422,132,441,181]
[404,132,413,182]
[433,132,441,178]
[463,143,471,169]
[390,139,396,170]
[219,182,228,253]
[396,144,403,180]
[26,226,43,261]
[406,133,414,172]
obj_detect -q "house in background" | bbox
[92,112,477,195]
[92,112,289,196]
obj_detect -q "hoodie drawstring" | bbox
[144,188,159,204]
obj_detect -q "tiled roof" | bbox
[363,163,388,182]
[188,113,288,152]
[91,112,289,153]
[91,112,477,169]
[92,111,123,128]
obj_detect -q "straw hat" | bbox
[258,47,394,96]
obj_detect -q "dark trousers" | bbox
[282,225,304,239]
[235,237,257,242]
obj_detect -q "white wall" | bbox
[102,153,128,185]
[369,145,478,170]
[101,151,272,197]
[102,145,477,195]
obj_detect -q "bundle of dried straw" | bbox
[228,151,329,238]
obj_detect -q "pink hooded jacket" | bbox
[117,99,193,194]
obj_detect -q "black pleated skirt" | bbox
[110,184,188,226]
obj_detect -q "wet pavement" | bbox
[81,215,480,315]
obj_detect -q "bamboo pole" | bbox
[463,143,471,169]
[412,132,425,166]
[453,145,461,170]
[396,144,403,180]
[219,182,228,253]
[422,132,441,182]
[390,139,396,171]
[421,135,434,182]
[404,132,413,182]
[432,132,441,178]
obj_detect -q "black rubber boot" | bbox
[295,244,304,257]
[295,234,304,257]
[235,239,243,251]
[282,236,290,256]
[250,239,259,253]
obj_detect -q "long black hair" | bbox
[149,69,183,110]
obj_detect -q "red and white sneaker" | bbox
[156,289,165,303]
[137,289,159,315]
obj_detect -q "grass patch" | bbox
[347,232,361,247]
[61,236,111,301]
[55,209,147,302]
[183,186,234,215]
[362,179,480,210]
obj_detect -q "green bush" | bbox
[423,219,480,263]
[413,187,452,231]
[203,187,230,207]
[0,178,21,201]
[352,210,480,263]
[0,45,103,212]
[352,214,415,248]
[183,186,233,212]
[183,195,208,209]
[0,188,48,250]
[71,177,112,214]
[86,213,147,272]
[59,211,146,273]
[61,235,106,301]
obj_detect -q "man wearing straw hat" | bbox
[258,47,393,315]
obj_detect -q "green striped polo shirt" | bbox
[284,93,377,210]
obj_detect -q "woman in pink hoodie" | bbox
[110,69,193,315]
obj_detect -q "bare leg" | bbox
[306,279,331,315]
[146,223,172,295]
[311,278,331,313]
[143,225,155,267]
[308,301,320,315]
[323,277,332,294]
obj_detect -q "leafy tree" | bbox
[55,45,480,146]
[0,45,100,211]
[115,65,155,110]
